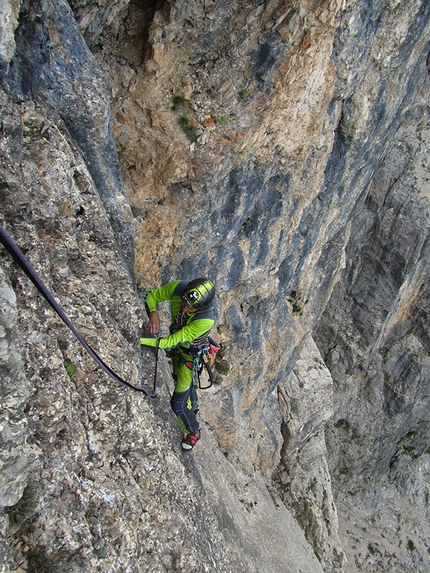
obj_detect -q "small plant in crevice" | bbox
[172,93,186,110]
[73,170,82,189]
[296,499,322,558]
[211,113,228,125]
[290,398,300,415]
[178,115,198,142]
[130,204,145,218]
[333,548,344,570]
[238,88,249,101]
[215,358,230,376]
[22,119,44,139]
[287,290,308,316]
[64,360,76,377]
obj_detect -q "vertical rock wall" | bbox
[0,33,323,573]
[1,0,135,277]
[83,0,430,477]
[1,0,430,571]
[82,1,430,568]
[315,63,430,572]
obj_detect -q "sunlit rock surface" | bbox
[1,0,429,571]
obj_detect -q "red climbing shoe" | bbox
[181,431,200,451]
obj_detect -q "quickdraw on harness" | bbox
[190,337,221,390]
[168,308,221,389]
[0,225,158,399]
[178,337,221,390]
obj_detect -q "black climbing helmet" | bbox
[182,278,215,310]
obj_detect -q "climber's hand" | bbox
[148,311,160,335]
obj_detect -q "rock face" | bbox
[315,67,430,572]
[0,59,323,573]
[1,0,135,277]
[0,0,429,572]
[275,337,344,570]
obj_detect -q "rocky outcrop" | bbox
[0,87,143,569]
[275,337,344,572]
[315,65,430,572]
[1,0,135,277]
[0,82,323,573]
[1,0,429,572]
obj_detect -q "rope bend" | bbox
[0,225,157,398]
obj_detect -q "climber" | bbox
[140,278,216,451]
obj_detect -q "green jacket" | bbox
[140,280,214,351]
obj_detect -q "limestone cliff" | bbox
[0,0,429,572]
[315,67,430,572]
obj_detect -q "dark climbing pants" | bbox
[170,355,199,435]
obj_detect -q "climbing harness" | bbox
[0,225,158,399]
[166,299,221,390]
[165,336,220,390]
